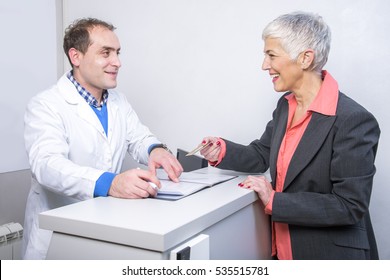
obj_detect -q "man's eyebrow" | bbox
[101,46,121,52]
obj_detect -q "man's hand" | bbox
[148,148,183,182]
[108,168,160,199]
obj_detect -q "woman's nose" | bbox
[261,57,270,71]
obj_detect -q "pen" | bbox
[148,182,159,191]
[136,167,159,191]
[186,141,210,156]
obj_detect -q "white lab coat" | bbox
[22,73,160,259]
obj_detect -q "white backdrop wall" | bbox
[0,0,60,173]
[0,0,62,234]
[65,0,390,259]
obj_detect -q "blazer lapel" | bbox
[283,113,336,190]
[269,102,288,184]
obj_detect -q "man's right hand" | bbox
[108,168,160,199]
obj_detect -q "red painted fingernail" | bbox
[202,140,206,144]
[216,141,221,146]
[209,143,213,146]
[238,183,243,187]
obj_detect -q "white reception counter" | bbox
[39,167,271,259]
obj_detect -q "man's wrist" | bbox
[148,143,172,154]
[94,172,117,197]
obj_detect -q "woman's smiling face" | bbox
[262,37,304,93]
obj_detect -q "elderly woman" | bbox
[200,11,380,260]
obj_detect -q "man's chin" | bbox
[104,82,117,89]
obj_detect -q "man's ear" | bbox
[300,49,315,70]
[68,48,82,67]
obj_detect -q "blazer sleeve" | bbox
[217,115,277,173]
[217,95,288,174]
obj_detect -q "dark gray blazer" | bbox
[218,92,380,260]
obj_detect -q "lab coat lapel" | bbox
[60,73,107,138]
[76,102,107,137]
[283,113,336,191]
[106,93,119,142]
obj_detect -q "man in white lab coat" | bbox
[22,18,183,259]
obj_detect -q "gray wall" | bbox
[0,170,30,226]
[1,0,389,259]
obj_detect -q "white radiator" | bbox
[0,222,23,260]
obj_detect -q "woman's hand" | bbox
[199,136,222,162]
[239,175,273,206]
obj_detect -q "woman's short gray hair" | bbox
[262,11,331,73]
